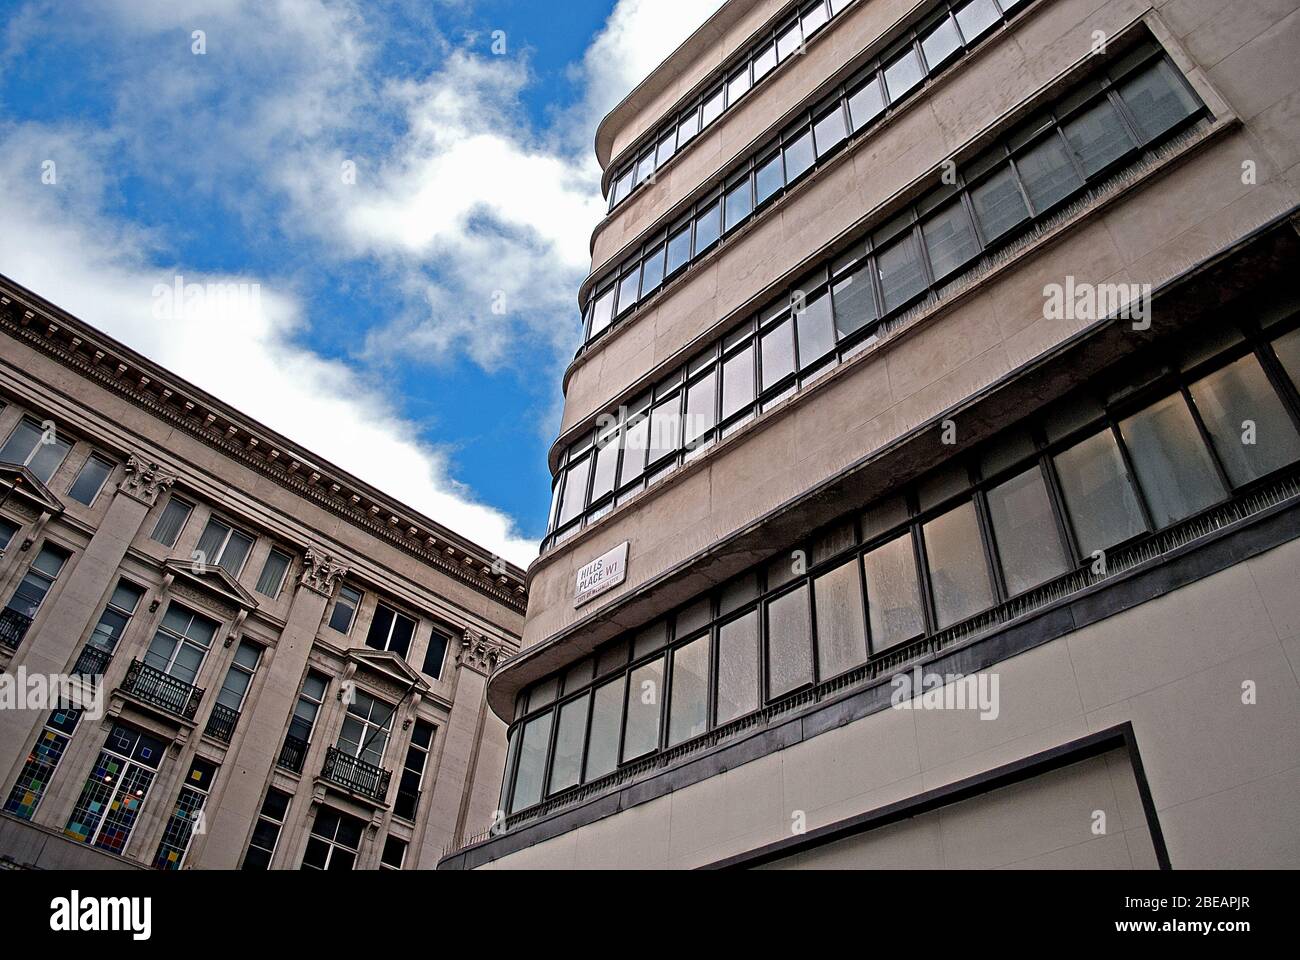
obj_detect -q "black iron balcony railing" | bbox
[277,734,309,774]
[0,608,33,649]
[121,659,203,721]
[204,703,241,744]
[322,746,391,803]
[71,644,113,677]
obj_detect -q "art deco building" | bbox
[441,0,1300,869]
[0,275,527,870]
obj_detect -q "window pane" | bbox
[776,20,803,61]
[585,679,623,780]
[1188,354,1300,486]
[832,263,878,339]
[753,43,777,80]
[612,170,633,205]
[725,179,753,231]
[701,87,724,127]
[986,466,1070,595]
[955,0,1000,40]
[922,199,981,279]
[589,287,615,337]
[783,129,815,182]
[666,225,692,276]
[795,290,836,367]
[423,631,449,678]
[558,456,590,527]
[619,413,649,486]
[717,611,759,724]
[813,106,847,157]
[256,550,291,597]
[802,0,829,35]
[616,268,641,316]
[1119,394,1225,528]
[755,153,784,205]
[0,419,42,464]
[876,232,927,312]
[727,66,750,105]
[69,456,113,506]
[1274,328,1300,387]
[656,130,677,166]
[510,713,553,812]
[1118,59,1200,143]
[766,584,812,698]
[647,397,680,463]
[921,16,962,69]
[1016,133,1083,213]
[883,46,924,101]
[218,530,253,575]
[387,613,414,659]
[863,534,925,650]
[548,696,589,794]
[848,76,884,130]
[641,246,665,296]
[970,164,1029,242]
[677,110,699,147]
[622,658,664,761]
[722,345,756,419]
[813,558,867,679]
[1054,429,1146,557]
[590,430,620,501]
[1063,97,1134,177]
[635,150,655,185]
[761,318,796,390]
[668,635,709,746]
[685,372,717,447]
[694,201,722,253]
[923,500,995,629]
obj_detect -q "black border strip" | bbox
[701,721,1171,870]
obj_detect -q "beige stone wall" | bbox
[483,538,1300,868]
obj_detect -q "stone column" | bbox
[414,629,505,869]
[0,456,174,793]
[195,547,345,869]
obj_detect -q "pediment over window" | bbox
[0,463,64,516]
[161,557,258,614]
[347,647,430,698]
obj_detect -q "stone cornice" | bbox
[0,282,528,613]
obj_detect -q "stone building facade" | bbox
[442,0,1300,869]
[0,274,527,870]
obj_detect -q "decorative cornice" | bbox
[118,455,177,506]
[0,288,528,612]
[299,546,349,598]
[457,629,506,676]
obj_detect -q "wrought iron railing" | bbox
[322,746,391,803]
[204,703,241,744]
[0,608,33,649]
[276,734,309,774]
[121,659,203,720]
[71,644,113,677]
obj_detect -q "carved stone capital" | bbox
[457,629,506,675]
[298,546,348,598]
[118,455,177,506]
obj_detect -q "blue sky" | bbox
[0,0,722,565]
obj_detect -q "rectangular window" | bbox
[921,15,963,69]
[716,610,759,724]
[1053,429,1147,557]
[876,231,927,312]
[832,262,878,339]
[753,42,777,81]
[144,603,217,685]
[511,712,553,812]
[677,109,700,147]
[1016,132,1083,213]
[755,152,784,206]
[590,427,620,501]
[883,46,924,101]
[761,318,796,390]
[1062,97,1134,176]
[923,500,995,629]
[813,105,847,157]
[0,516,18,553]
[1117,58,1201,143]
[970,164,1029,242]
[329,584,363,633]
[149,496,192,548]
[589,286,616,337]
[796,290,836,368]
[985,465,1070,595]
[301,807,364,870]
[641,244,666,295]
[766,583,812,698]
[724,178,753,231]
[667,635,709,746]
[1119,394,1226,527]
[701,87,725,128]
[215,640,261,713]
[616,267,641,316]
[619,409,650,486]
[813,557,868,679]
[195,516,255,576]
[366,602,418,659]
[694,201,722,253]
[666,224,692,277]
[4,543,69,630]
[722,345,756,420]
[922,199,981,279]
[242,788,291,870]
[152,758,218,870]
[3,708,80,820]
[68,454,114,506]
[726,65,750,105]
[282,670,329,771]
[548,695,589,794]
[622,657,665,762]
[64,724,165,852]
[584,678,623,781]
[422,628,450,679]
[656,129,677,167]
[1274,328,1300,387]
[862,533,925,651]
[394,720,434,821]
[783,129,815,182]
[337,690,395,767]
[380,836,408,870]
[255,549,292,598]
[0,416,72,483]
[1189,355,1300,486]
[558,455,590,527]
[776,20,803,61]
[955,0,1001,40]
[685,371,717,448]
[848,75,885,130]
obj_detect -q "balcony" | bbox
[321,746,391,804]
[71,644,113,677]
[204,703,241,744]
[121,659,203,721]
[277,734,309,773]
[0,608,33,649]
